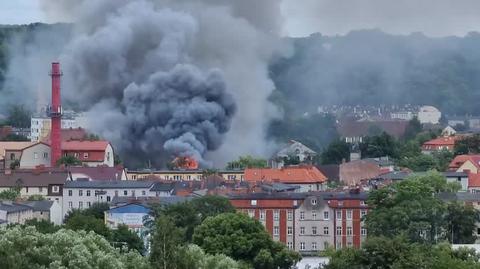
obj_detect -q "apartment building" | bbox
[126,169,244,182]
[62,180,155,217]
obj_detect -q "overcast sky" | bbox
[2,0,480,37]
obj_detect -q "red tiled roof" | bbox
[62,140,109,151]
[468,173,480,188]
[423,136,459,147]
[42,128,88,144]
[449,155,480,171]
[337,120,408,139]
[68,166,124,181]
[339,160,382,186]
[244,165,327,184]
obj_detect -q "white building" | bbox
[271,140,317,168]
[62,180,155,218]
[418,106,441,124]
[390,111,415,121]
[31,111,87,142]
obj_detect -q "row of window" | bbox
[25,186,60,193]
[68,201,92,209]
[272,225,366,237]
[248,209,367,221]
[297,241,330,251]
[67,189,147,197]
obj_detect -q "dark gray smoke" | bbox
[8,0,288,168]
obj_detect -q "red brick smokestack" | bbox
[49,62,62,167]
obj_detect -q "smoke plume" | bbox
[1,0,287,168]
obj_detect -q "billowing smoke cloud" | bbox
[2,0,288,168]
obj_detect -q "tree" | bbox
[1,133,29,141]
[27,194,45,201]
[193,213,300,268]
[191,195,235,222]
[111,224,145,253]
[65,214,111,238]
[56,155,81,166]
[455,134,480,155]
[5,105,31,128]
[0,226,149,269]
[360,132,399,158]
[446,202,479,244]
[177,244,243,269]
[0,188,20,200]
[23,219,60,234]
[63,202,109,223]
[403,116,423,140]
[150,215,184,269]
[320,139,350,164]
[226,155,267,169]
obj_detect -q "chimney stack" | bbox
[49,62,63,167]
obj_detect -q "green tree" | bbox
[403,116,423,140]
[65,214,111,238]
[193,213,300,268]
[226,155,267,169]
[191,195,235,222]
[23,219,60,234]
[320,139,350,164]
[5,105,31,128]
[0,188,20,200]
[360,132,399,158]
[56,155,81,166]
[111,224,145,253]
[446,202,479,244]
[150,215,184,269]
[455,134,480,155]
[0,226,149,269]
[27,194,45,201]
[177,244,243,269]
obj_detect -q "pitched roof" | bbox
[276,140,317,157]
[244,165,327,184]
[0,169,68,187]
[0,142,36,159]
[449,155,480,171]
[62,140,110,151]
[316,164,340,181]
[337,120,408,138]
[42,128,88,144]
[64,180,154,189]
[151,182,175,192]
[339,160,382,185]
[110,196,192,207]
[422,136,459,147]
[68,166,124,181]
[469,173,480,188]
[22,200,54,211]
[0,202,32,213]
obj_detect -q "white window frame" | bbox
[312,226,317,235]
[300,242,305,250]
[300,226,305,235]
[287,210,293,221]
[273,226,279,236]
[300,211,305,220]
[274,210,279,221]
[347,226,353,236]
[312,211,317,220]
[311,198,317,205]
[336,226,342,235]
[323,211,329,220]
[287,226,293,235]
[336,210,342,220]
[361,227,367,236]
[347,210,352,220]
[324,226,329,235]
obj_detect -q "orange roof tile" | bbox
[62,140,110,151]
[0,142,36,159]
[468,173,480,188]
[449,155,480,171]
[244,165,327,184]
[423,136,460,147]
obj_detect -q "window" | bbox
[251,200,257,206]
[52,186,60,193]
[10,153,15,160]
[68,201,72,208]
[300,211,305,220]
[43,152,48,159]
[312,242,317,251]
[361,227,367,236]
[477,228,480,235]
[336,210,342,220]
[347,226,352,235]
[323,226,329,235]
[336,226,342,235]
[248,210,255,218]
[142,190,146,196]
[300,227,305,235]
[131,190,135,196]
[86,190,91,196]
[124,190,128,196]
[312,211,317,220]
[287,226,293,235]
[311,198,317,205]
[346,210,352,220]
[68,190,72,196]
[323,211,329,220]
[287,210,293,221]
[338,201,343,206]
[107,152,111,162]
[87,202,91,207]
[287,242,293,249]
[336,241,342,250]
[300,242,305,250]
[79,190,83,196]
[115,191,119,197]
[79,201,83,209]
[260,210,265,220]
[360,201,366,206]
[361,210,367,219]
[83,153,89,159]
[34,152,38,159]
[107,196,111,202]
[273,226,279,236]
[39,187,43,193]
[274,210,279,221]
[312,226,317,235]
[26,187,29,193]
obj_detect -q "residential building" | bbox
[337,120,408,143]
[442,126,457,136]
[0,201,33,225]
[271,140,317,168]
[62,180,155,217]
[444,172,469,191]
[149,182,175,197]
[23,200,63,225]
[68,166,127,181]
[31,111,87,142]
[126,169,244,182]
[62,140,115,167]
[339,160,382,186]
[449,155,480,174]
[0,141,50,169]
[422,136,460,153]
[244,166,328,192]
[0,168,66,203]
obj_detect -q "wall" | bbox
[19,143,51,168]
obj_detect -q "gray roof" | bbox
[23,200,54,211]
[110,195,192,207]
[443,172,468,177]
[150,182,175,192]
[437,192,480,202]
[0,202,32,213]
[379,171,411,180]
[229,191,369,201]
[64,180,155,189]
[261,183,301,192]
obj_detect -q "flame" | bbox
[172,156,199,170]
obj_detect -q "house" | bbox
[271,140,317,168]
[444,172,469,191]
[62,140,115,167]
[421,136,460,153]
[417,106,441,124]
[67,166,127,181]
[339,160,382,186]
[0,201,33,225]
[468,173,480,193]
[62,180,155,217]
[244,165,328,192]
[149,182,175,197]
[0,168,67,203]
[22,200,63,225]
[337,120,408,143]
[442,126,457,136]
[449,155,480,174]
[0,141,51,169]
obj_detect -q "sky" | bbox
[2,0,480,37]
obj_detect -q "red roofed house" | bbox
[449,155,480,174]
[468,173,480,193]
[41,128,88,144]
[62,140,114,167]
[421,136,460,154]
[244,165,328,192]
